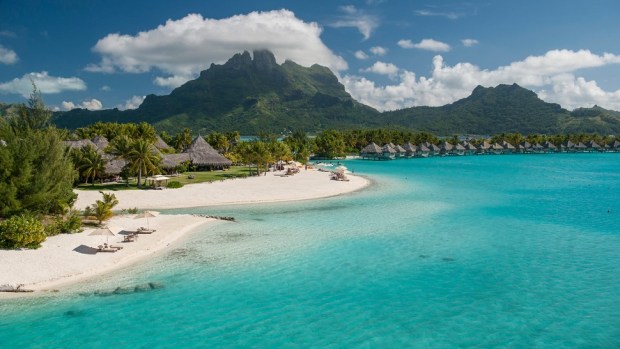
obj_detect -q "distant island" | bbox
[39,50,620,136]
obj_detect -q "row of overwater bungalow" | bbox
[65,135,232,180]
[360,140,620,160]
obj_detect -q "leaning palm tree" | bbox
[127,138,160,188]
[79,145,105,185]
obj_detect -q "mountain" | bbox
[44,51,620,135]
[53,50,379,134]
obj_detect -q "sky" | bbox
[1,0,620,113]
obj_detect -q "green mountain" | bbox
[53,50,379,134]
[42,51,620,135]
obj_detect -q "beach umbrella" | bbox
[134,210,159,229]
[89,226,115,244]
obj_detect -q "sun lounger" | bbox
[110,245,123,250]
[97,245,117,253]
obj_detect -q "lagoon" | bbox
[1,153,619,348]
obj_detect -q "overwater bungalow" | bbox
[462,142,477,155]
[360,142,383,160]
[586,140,602,152]
[501,141,516,154]
[416,144,430,157]
[402,142,417,157]
[427,143,441,156]
[454,143,466,156]
[185,135,232,170]
[532,143,544,153]
[542,141,557,153]
[382,144,397,160]
[518,141,532,154]
[611,140,620,151]
[439,141,454,156]
[477,141,492,154]
[561,140,576,152]
[575,142,587,152]
[394,144,407,158]
[490,143,504,155]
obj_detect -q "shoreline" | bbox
[0,170,369,296]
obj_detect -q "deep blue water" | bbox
[1,153,619,348]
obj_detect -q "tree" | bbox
[173,128,193,152]
[79,145,106,185]
[127,139,160,187]
[0,86,76,217]
[314,130,346,159]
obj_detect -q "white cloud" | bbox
[0,71,86,97]
[343,49,620,111]
[153,75,192,88]
[407,39,451,52]
[0,31,16,38]
[416,10,462,20]
[61,98,103,111]
[361,61,399,78]
[461,39,479,47]
[87,10,348,88]
[329,5,378,40]
[397,39,415,49]
[354,50,369,60]
[0,45,18,64]
[117,95,145,110]
[370,46,387,56]
[100,85,111,91]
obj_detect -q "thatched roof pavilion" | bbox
[612,140,620,150]
[394,144,407,153]
[360,142,382,155]
[184,136,232,169]
[575,142,587,151]
[92,136,109,151]
[586,140,601,150]
[154,135,173,151]
[543,141,557,151]
[103,158,127,176]
[65,139,97,150]
[439,141,453,154]
[501,141,516,150]
[402,142,417,154]
[161,153,191,169]
[382,144,396,154]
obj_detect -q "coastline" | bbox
[0,169,369,296]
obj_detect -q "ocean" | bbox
[1,153,619,348]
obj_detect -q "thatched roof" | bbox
[92,136,109,151]
[402,142,417,152]
[478,141,491,150]
[454,143,466,151]
[532,143,543,150]
[543,141,557,149]
[440,142,453,151]
[417,144,430,152]
[462,142,477,151]
[518,141,531,149]
[491,143,504,150]
[382,144,396,154]
[387,142,396,148]
[161,153,191,168]
[103,157,127,175]
[184,136,232,166]
[612,140,620,148]
[360,142,382,154]
[562,140,575,148]
[154,135,172,150]
[575,142,587,149]
[65,139,97,150]
[394,145,406,153]
[501,141,516,149]
[587,140,601,149]
[428,144,441,152]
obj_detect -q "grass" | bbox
[75,166,255,191]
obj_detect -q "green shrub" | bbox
[167,181,183,189]
[0,214,47,249]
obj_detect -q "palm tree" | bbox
[79,146,105,185]
[92,200,113,225]
[127,139,160,188]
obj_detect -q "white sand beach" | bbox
[73,168,368,210]
[0,169,368,295]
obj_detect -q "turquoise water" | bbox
[1,154,619,348]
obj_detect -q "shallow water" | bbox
[1,153,619,348]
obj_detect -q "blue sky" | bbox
[1,0,619,113]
